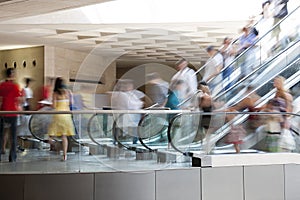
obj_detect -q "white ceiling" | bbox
[0,0,252,63]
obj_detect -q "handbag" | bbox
[278,128,296,151]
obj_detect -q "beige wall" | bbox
[0,46,44,110]
[44,46,117,93]
[44,46,117,108]
[116,60,203,88]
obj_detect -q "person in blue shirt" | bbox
[237,26,258,79]
[165,80,185,110]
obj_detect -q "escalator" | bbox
[202,5,299,103]
[168,57,300,155]
[101,5,300,154]
[83,5,300,156]
[87,108,178,153]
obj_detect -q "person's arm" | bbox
[51,93,57,109]
[285,92,293,113]
[206,64,222,82]
[67,89,74,108]
[206,54,223,82]
[231,98,251,111]
[143,94,153,108]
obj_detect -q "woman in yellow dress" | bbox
[48,77,75,161]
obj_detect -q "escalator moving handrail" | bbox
[112,113,151,153]
[177,90,203,107]
[137,113,158,152]
[87,113,111,146]
[167,113,188,155]
[215,39,300,103]
[223,54,300,109]
[28,114,62,143]
[207,5,300,90]
[168,59,300,155]
[208,62,300,148]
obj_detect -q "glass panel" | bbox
[195,6,300,105]
[169,112,300,155]
[87,113,114,145]
[138,113,169,150]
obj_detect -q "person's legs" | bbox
[234,143,240,153]
[1,128,8,154]
[61,135,68,161]
[130,127,139,144]
[272,17,281,42]
[0,117,4,161]
[8,116,18,162]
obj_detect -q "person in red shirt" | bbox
[0,68,23,162]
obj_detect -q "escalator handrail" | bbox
[168,59,300,155]
[223,47,300,109]
[167,113,189,155]
[177,89,203,108]
[192,14,263,77]
[136,106,170,151]
[168,111,300,156]
[210,57,300,145]
[137,113,159,152]
[28,115,51,143]
[207,5,300,91]
[86,113,114,146]
[215,39,300,105]
[112,113,152,153]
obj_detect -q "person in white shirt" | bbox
[203,46,224,96]
[111,79,145,144]
[23,78,33,111]
[170,58,198,109]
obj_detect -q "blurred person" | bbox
[197,81,213,130]
[203,46,224,83]
[262,0,272,19]
[226,123,247,153]
[17,78,35,151]
[261,99,284,152]
[221,85,262,153]
[0,68,23,162]
[145,72,169,107]
[38,76,54,110]
[219,37,236,90]
[111,79,144,144]
[259,0,273,29]
[203,45,224,95]
[262,76,294,152]
[22,78,33,111]
[230,85,262,131]
[47,77,75,161]
[190,81,213,143]
[1,128,9,155]
[0,79,9,155]
[195,81,226,154]
[170,58,197,108]
[272,76,293,114]
[292,95,300,114]
[236,26,258,79]
[271,76,293,132]
[268,0,289,55]
[165,80,185,110]
[42,77,54,101]
[257,1,273,36]
[272,0,289,42]
[257,0,274,62]
[290,95,300,138]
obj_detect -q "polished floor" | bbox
[0,147,191,174]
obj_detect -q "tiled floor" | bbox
[0,148,191,174]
